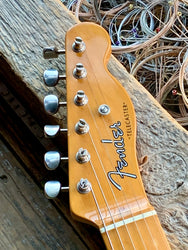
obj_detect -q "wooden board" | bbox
[0,0,188,249]
[0,137,87,250]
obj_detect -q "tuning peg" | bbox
[44,151,68,170]
[44,125,67,138]
[44,180,69,199]
[43,69,66,87]
[74,90,88,106]
[44,94,67,115]
[43,46,65,59]
[73,63,87,79]
[72,37,86,53]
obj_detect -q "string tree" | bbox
[43,46,65,59]
[44,180,69,199]
[44,125,67,138]
[43,69,66,87]
[44,94,67,115]
[44,151,68,170]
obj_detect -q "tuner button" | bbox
[75,119,89,134]
[72,37,86,53]
[76,148,90,163]
[44,151,68,170]
[44,180,61,199]
[74,90,88,106]
[44,181,69,199]
[44,151,61,170]
[44,125,67,138]
[43,46,65,59]
[73,63,87,79]
[43,69,66,87]
[44,95,58,115]
[44,95,67,115]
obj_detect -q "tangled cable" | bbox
[62,0,188,128]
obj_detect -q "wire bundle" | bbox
[62,0,188,128]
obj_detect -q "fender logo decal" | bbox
[102,121,137,190]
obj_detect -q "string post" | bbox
[72,37,86,53]
[75,119,89,134]
[73,63,87,79]
[74,90,88,106]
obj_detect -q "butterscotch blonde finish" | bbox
[66,22,170,249]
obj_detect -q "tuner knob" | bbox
[44,125,67,138]
[44,94,67,115]
[44,151,68,170]
[43,69,66,87]
[43,46,65,59]
[44,180,69,199]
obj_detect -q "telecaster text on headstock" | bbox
[102,121,137,191]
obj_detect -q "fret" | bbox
[100,210,157,233]
[101,213,171,249]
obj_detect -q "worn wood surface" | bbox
[0,137,87,250]
[0,0,188,249]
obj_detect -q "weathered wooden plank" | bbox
[0,137,87,250]
[0,0,188,249]
[0,80,105,249]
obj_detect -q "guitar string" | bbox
[80,65,155,248]
[86,109,146,249]
[80,78,147,248]
[89,157,125,250]
[79,41,156,246]
[90,187,114,250]
[80,66,143,248]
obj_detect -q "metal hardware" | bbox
[44,125,67,138]
[75,119,89,134]
[44,94,67,115]
[98,104,110,116]
[74,90,88,106]
[72,37,86,53]
[43,46,65,59]
[73,63,87,79]
[43,69,66,87]
[76,148,90,163]
[44,151,68,170]
[44,180,69,199]
[77,178,91,194]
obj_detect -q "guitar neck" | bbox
[101,212,170,249]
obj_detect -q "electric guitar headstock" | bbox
[42,22,170,249]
